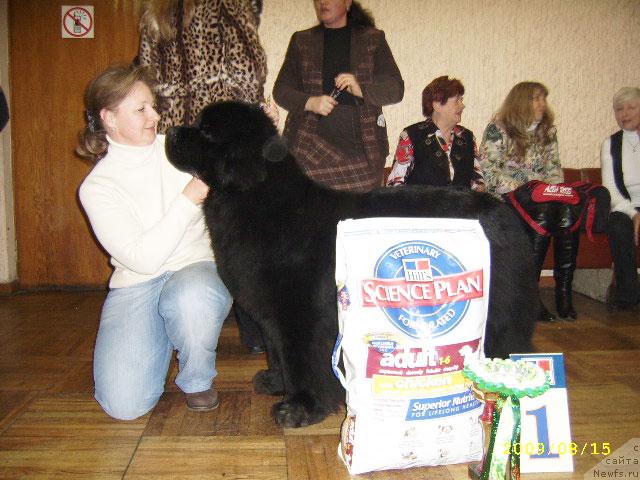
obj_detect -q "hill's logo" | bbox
[361,241,483,338]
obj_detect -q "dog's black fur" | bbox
[166,101,538,428]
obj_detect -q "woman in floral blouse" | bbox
[479,81,567,322]
[386,76,484,190]
[479,82,562,195]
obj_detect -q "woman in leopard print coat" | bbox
[138,0,268,353]
[138,0,267,133]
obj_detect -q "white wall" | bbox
[259,0,640,168]
[0,0,16,285]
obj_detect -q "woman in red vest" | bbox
[386,76,485,191]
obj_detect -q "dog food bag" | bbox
[333,217,490,474]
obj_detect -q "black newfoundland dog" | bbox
[166,101,538,428]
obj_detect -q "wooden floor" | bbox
[0,288,638,479]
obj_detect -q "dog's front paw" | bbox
[272,392,327,427]
[253,369,284,395]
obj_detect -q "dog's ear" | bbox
[262,135,288,163]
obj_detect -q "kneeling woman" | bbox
[77,64,232,420]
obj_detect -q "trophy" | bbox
[462,358,550,480]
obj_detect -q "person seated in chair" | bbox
[386,75,484,191]
[479,81,574,321]
[601,87,640,310]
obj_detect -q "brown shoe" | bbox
[186,387,219,411]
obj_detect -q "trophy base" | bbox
[468,461,483,479]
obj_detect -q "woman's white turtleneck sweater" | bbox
[79,135,214,288]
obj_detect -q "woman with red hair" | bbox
[386,76,484,190]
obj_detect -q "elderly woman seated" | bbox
[601,86,640,310]
[386,75,484,191]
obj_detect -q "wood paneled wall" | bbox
[9,1,143,288]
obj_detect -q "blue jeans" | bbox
[93,261,232,420]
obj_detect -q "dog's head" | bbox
[165,101,287,192]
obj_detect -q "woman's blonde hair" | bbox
[76,64,157,163]
[139,0,196,43]
[494,81,555,160]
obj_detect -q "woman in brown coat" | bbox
[273,0,404,192]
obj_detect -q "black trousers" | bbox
[607,211,640,304]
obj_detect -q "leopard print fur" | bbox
[139,0,267,133]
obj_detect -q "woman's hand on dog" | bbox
[305,95,338,116]
[183,177,209,205]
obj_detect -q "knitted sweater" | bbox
[79,135,213,288]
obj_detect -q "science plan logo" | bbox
[361,240,483,338]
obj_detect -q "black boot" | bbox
[529,226,555,322]
[553,231,579,320]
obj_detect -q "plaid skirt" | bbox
[291,105,384,193]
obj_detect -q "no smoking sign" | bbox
[61,6,94,39]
